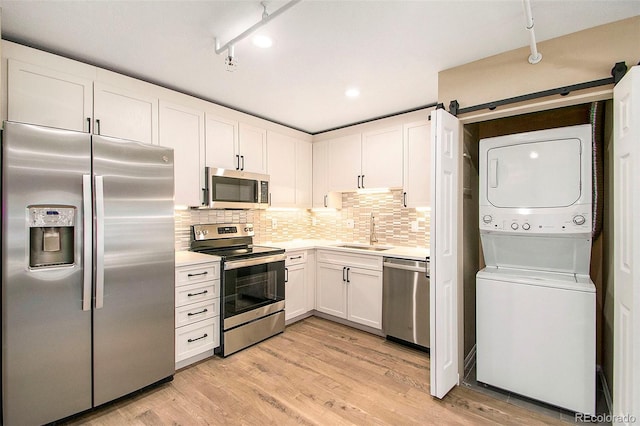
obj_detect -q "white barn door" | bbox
[613,65,640,425]
[430,108,462,398]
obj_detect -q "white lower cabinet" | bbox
[175,260,220,369]
[285,250,314,323]
[316,250,383,330]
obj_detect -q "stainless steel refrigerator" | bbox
[1,121,176,425]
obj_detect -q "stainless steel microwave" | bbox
[203,167,269,209]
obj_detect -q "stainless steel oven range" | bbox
[190,223,285,356]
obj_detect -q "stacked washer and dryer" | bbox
[476,124,596,415]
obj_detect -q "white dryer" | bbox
[476,124,596,415]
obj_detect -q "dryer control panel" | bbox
[479,208,592,235]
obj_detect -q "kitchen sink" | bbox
[335,244,392,251]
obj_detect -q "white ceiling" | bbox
[0,1,638,134]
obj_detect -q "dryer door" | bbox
[486,138,582,208]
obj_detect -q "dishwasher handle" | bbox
[383,261,426,274]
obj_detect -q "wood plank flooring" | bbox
[61,317,565,425]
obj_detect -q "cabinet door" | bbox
[285,263,307,321]
[312,141,329,208]
[347,267,383,329]
[204,113,238,170]
[238,123,267,174]
[362,126,403,189]
[316,262,347,319]
[328,134,361,191]
[403,120,431,208]
[296,139,313,208]
[8,59,93,132]
[267,131,297,207]
[93,82,158,144]
[159,101,205,207]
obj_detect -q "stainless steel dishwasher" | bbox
[382,257,430,349]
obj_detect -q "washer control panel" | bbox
[479,209,592,234]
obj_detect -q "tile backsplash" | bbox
[174,189,430,251]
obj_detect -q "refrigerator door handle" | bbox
[82,175,93,311]
[95,175,105,309]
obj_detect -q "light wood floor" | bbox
[61,317,565,425]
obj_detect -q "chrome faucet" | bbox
[369,212,378,245]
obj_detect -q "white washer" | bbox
[476,124,596,414]
[476,267,595,415]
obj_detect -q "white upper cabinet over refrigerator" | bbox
[8,58,94,132]
[402,120,431,208]
[7,53,159,145]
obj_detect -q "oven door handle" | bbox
[224,253,286,270]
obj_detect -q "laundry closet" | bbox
[460,102,612,413]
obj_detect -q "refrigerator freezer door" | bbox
[2,122,93,425]
[91,135,175,406]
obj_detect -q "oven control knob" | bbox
[522,223,531,231]
[573,215,586,226]
[482,215,493,224]
[511,223,519,230]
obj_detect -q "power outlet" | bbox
[410,221,419,232]
[346,219,355,229]
[271,218,278,229]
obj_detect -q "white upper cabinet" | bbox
[402,120,431,208]
[8,58,93,132]
[328,134,362,191]
[361,126,403,189]
[204,113,238,170]
[93,82,158,145]
[267,131,297,207]
[6,58,158,145]
[159,100,205,207]
[326,126,403,192]
[238,123,267,174]
[267,131,312,208]
[295,139,313,208]
[312,140,342,209]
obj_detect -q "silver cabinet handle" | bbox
[95,175,105,309]
[82,175,92,311]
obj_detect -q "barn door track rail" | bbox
[448,61,630,117]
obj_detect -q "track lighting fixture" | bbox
[214,0,302,71]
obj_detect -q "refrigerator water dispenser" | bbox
[28,206,76,268]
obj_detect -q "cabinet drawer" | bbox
[286,250,306,266]
[317,250,382,271]
[176,263,219,286]
[176,281,218,307]
[175,298,218,328]
[175,317,218,362]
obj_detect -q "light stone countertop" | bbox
[263,239,430,261]
[175,250,221,267]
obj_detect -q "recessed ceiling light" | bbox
[252,35,273,48]
[345,88,360,98]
